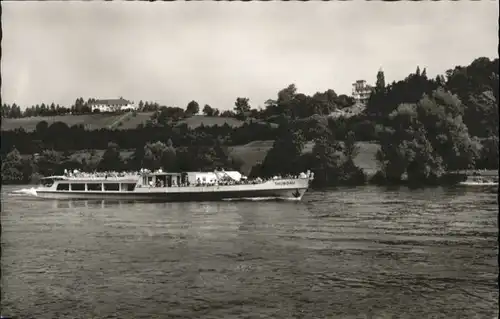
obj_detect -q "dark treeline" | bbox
[1,120,281,154]
[1,85,354,119]
[0,114,375,155]
[2,57,498,187]
[1,84,363,154]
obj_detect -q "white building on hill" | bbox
[352,80,374,105]
[89,98,136,113]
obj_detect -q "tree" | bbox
[311,132,343,186]
[421,68,427,78]
[81,151,101,172]
[336,94,355,109]
[36,149,63,177]
[141,140,177,171]
[278,84,297,104]
[297,114,330,140]
[142,141,167,170]
[98,142,123,171]
[212,138,237,170]
[479,136,499,169]
[376,68,386,92]
[1,104,10,118]
[343,131,359,164]
[376,89,478,184]
[161,139,177,171]
[8,104,22,118]
[127,145,145,170]
[435,75,446,87]
[442,58,499,138]
[220,110,235,118]
[203,104,215,116]
[175,139,233,172]
[154,106,186,126]
[417,91,479,171]
[263,98,279,117]
[259,121,305,177]
[234,97,251,119]
[73,97,86,114]
[1,148,25,183]
[276,84,297,115]
[60,153,84,173]
[339,131,366,185]
[376,106,440,183]
[36,121,49,135]
[365,67,438,122]
[186,100,200,116]
[491,72,499,104]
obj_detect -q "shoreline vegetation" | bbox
[2,57,499,188]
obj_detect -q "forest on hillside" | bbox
[2,57,498,187]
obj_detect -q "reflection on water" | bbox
[1,185,498,319]
[52,199,140,210]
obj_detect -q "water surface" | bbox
[1,185,498,318]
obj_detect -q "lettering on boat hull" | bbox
[274,181,296,186]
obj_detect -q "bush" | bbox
[339,161,367,186]
[369,170,387,185]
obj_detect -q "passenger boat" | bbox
[17,169,314,202]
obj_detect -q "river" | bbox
[1,185,498,318]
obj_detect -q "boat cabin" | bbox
[40,175,139,192]
[39,170,246,192]
[140,171,242,187]
[54,181,138,192]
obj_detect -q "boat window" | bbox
[182,173,189,185]
[71,184,85,191]
[103,183,120,191]
[122,183,136,191]
[56,183,70,191]
[41,179,54,187]
[156,175,167,187]
[87,183,102,191]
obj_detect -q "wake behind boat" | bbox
[17,169,314,202]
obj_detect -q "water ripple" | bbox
[1,185,498,319]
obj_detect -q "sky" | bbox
[2,1,498,110]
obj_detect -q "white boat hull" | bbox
[458,182,498,187]
[24,179,311,202]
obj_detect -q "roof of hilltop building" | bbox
[90,98,131,105]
